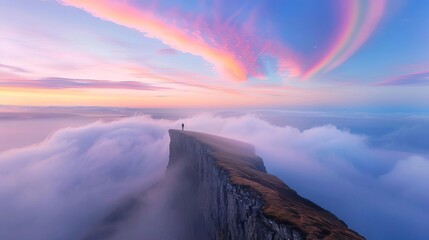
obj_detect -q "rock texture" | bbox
[169,129,365,240]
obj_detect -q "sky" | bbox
[0,0,428,110]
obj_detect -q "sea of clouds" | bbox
[0,114,428,240]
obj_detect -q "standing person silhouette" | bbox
[181,123,184,131]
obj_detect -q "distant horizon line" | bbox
[0,104,428,115]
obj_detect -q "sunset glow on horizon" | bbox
[0,0,428,109]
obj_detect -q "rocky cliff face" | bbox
[168,129,364,240]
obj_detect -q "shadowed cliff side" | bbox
[169,129,364,240]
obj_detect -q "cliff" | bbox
[168,129,364,240]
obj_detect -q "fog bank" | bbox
[0,114,427,239]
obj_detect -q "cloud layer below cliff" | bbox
[0,114,427,240]
[0,116,170,240]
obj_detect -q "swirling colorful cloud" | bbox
[60,0,386,81]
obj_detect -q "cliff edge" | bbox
[169,129,364,240]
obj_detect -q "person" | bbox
[181,123,184,131]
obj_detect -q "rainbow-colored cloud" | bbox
[60,0,386,81]
[2,0,427,109]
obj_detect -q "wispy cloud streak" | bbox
[0,64,29,74]
[0,77,166,91]
[376,71,429,86]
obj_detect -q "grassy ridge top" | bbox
[170,129,364,240]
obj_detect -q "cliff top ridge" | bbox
[169,129,364,240]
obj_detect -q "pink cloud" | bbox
[157,48,178,55]
[0,77,167,91]
[376,71,429,86]
[59,0,249,81]
[58,0,386,82]
[0,64,29,74]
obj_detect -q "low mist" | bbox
[0,114,427,240]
